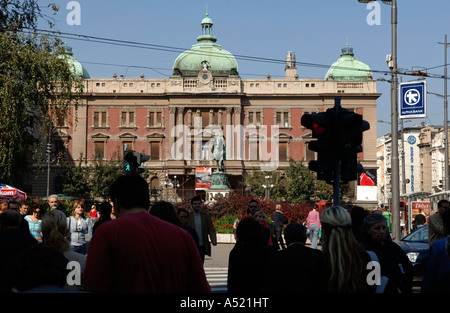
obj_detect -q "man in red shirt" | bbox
[84,175,210,293]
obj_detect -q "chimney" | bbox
[285,51,298,79]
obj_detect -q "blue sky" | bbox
[39,0,450,137]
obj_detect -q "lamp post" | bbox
[435,35,450,191]
[359,0,400,241]
[46,141,52,198]
[162,173,172,202]
[428,90,450,190]
[173,175,180,203]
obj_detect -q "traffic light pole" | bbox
[333,98,342,207]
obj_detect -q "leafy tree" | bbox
[0,1,82,188]
[62,154,91,199]
[90,153,123,200]
[284,159,316,202]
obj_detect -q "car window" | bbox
[404,226,428,242]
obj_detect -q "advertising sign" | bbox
[195,167,211,190]
[411,201,431,217]
[399,81,426,119]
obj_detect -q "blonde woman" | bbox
[320,206,373,293]
[67,200,92,255]
[41,209,87,291]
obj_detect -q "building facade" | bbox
[32,13,379,205]
[377,122,450,207]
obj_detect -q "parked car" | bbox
[397,225,430,280]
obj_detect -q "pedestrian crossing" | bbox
[205,267,228,293]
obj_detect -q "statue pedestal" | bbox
[206,171,232,202]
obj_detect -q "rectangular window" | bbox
[93,141,105,159]
[94,112,99,127]
[101,112,107,127]
[248,112,254,125]
[279,142,287,161]
[284,112,289,127]
[305,143,315,162]
[129,112,135,127]
[150,142,161,161]
[201,110,209,127]
[249,141,259,160]
[276,112,282,125]
[256,112,261,125]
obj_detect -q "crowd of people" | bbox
[0,175,449,293]
[228,200,450,293]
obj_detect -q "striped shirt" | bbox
[25,215,42,243]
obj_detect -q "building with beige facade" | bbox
[31,13,379,206]
[377,122,450,217]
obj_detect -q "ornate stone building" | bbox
[32,13,379,205]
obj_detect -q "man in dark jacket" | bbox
[262,222,327,293]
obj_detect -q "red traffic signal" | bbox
[301,111,335,153]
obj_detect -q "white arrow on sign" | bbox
[404,89,420,106]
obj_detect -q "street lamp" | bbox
[173,175,180,203]
[162,173,172,202]
[438,34,450,191]
[46,141,52,198]
[359,0,400,241]
[262,175,274,201]
[428,89,450,191]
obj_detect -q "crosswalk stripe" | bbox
[205,268,228,293]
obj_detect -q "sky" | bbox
[37,0,450,137]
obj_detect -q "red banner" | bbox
[195,167,211,190]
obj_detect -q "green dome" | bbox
[58,47,90,79]
[172,13,238,77]
[325,46,372,81]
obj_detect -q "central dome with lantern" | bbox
[172,11,239,77]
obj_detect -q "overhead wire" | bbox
[23,28,448,80]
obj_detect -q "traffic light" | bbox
[123,150,151,175]
[301,110,337,182]
[337,109,370,182]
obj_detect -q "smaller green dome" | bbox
[58,46,90,79]
[325,46,372,81]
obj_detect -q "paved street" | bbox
[204,243,233,293]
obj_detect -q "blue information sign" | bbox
[399,81,426,119]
